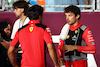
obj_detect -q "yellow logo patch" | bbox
[29,27,33,32]
[31,21,33,23]
[66,35,70,39]
[75,30,78,34]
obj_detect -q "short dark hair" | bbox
[13,1,29,16]
[64,5,80,20]
[27,5,43,20]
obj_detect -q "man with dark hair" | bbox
[8,5,59,67]
[11,1,30,40]
[11,1,30,66]
[57,5,96,67]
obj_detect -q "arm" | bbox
[44,27,59,67]
[47,43,59,67]
[8,31,19,67]
[57,40,64,58]
[0,33,11,49]
[0,40,21,51]
[78,28,96,54]
[0,40,11,49]
[8,46,19,67]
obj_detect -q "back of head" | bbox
[27,5,43,20]
[64,5,80,19]
[13,1,29,16]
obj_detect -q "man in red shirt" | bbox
[57,5,96,67]
[8,5,59,67]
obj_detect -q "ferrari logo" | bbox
[29,27,33,32]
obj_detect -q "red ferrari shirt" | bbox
[10,20,53,67]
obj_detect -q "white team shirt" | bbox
[11,17,30,39]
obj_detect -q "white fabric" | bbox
[11,17,30,39]
[59,23,69,40]
[60,65,66,67]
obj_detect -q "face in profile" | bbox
[4,24,11,36]
[14,7,24,18]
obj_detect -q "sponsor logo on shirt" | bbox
[29,27,33,32]
[66,35,70,39]
[72,35,77,41]
[91,42,95,45]
[75,30,78,34]
[87,30,94,42]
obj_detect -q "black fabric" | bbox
[35,23,47,30]
[0,21,12,67]
[0,43,13,67]
[18,24,29,32]
[64,28,84,56]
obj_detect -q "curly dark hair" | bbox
[64,5,80,20]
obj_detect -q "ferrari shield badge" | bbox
[29,27,33,32]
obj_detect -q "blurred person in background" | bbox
[0,21,12,67]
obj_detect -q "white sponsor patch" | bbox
[87,31,94,42]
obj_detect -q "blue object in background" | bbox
[45,0,55,12]
[45,0,85,11]
[29,0,38,5]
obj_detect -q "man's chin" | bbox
[67,23,71,25]
[16,15,20,18]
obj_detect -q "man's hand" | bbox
[59,58,64,66]
[62,45,79,53]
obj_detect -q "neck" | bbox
[20,15,27,24]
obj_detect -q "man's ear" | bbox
[21,8,24,13]
[76,14,80,20]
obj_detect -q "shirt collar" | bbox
[29,20,40,24]
[70,23,82,31]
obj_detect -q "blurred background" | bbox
[0,0,100,12]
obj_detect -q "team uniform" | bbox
[10,20,53,67]
[57,23,96,67]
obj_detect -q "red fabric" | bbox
[70,23,82,31]
[78,28,96,54]
[10,20,53,67]
[64,60,87,67]
[57,40,64,58]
